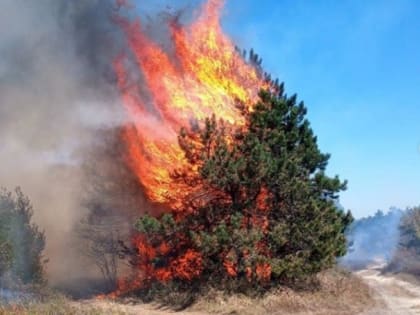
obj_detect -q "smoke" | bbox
[0,0,125,286]
[0,0,230,295]
[0,0,208,294]
[341,208,404,269]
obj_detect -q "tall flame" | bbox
[114,0,266,210]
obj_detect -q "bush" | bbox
[0,187,46,285]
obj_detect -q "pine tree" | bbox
[132,86,352,295]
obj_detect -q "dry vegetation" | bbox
[0,294,113,315]
[191,268,374,315]
[0,268,374,315]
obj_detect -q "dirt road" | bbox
[357,266,420,315]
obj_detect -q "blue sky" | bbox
[220,0,420,217]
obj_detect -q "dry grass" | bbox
[0,269,375,315]
[191,268,375,315]
[388,257,420,279]
[0,294,125,315]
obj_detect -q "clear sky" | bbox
[218,0,420,218]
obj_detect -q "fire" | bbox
[130,234,203,283]
[114,0,266,210]
[112,0,272,289]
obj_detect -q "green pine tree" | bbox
[131,85,352,296]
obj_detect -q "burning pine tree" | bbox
[112,0,352,298]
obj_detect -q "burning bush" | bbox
[0,188,45,286]
[121,88,352,298]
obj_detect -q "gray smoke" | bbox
[0,0,125,285]
[0,0,214,293]
[341,208,404,269]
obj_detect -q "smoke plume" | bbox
[1,0,237,296]
[341,208,404,269]
[0,0,125,286]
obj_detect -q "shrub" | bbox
[0,187,46,285]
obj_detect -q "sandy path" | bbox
[357,267,420,315]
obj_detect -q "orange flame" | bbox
[112,0,274,289]
[114,0,266,209]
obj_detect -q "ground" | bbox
[357,264,420,315]
[1,266,420,314]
